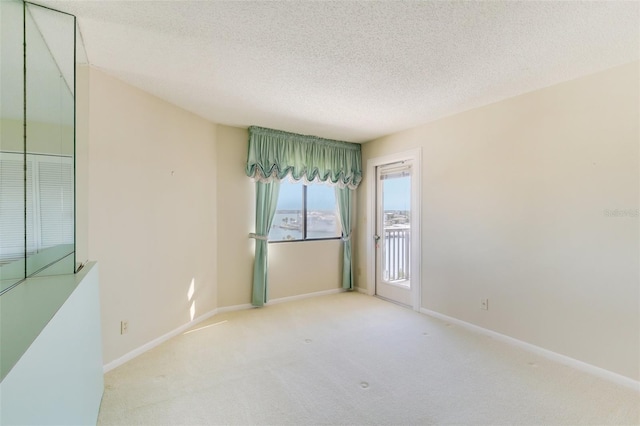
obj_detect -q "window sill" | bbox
[269,237,341,244]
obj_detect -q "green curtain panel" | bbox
[246,126,362,306]
[250,180,281,307]
[336,187,354,290]
[245,126,362,189]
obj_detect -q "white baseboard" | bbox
[103,308,218,373]
[419,308,640,391]
[267,288,344,305]
[355,287,368,295]
[103,288,345,372]
[217,303,253,314]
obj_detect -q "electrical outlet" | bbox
[480,299,489,310]
[120,320,129,334]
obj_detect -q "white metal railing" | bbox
[383,226,410,282]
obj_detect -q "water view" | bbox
[269,210,340,241]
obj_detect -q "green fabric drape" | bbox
[336,187,354,290]
[246,126,362,189]
[251,180,281,307]
[246,126,362,304]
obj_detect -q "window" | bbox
[0,152,74,264]
[269,180,341,242]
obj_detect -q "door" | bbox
[375,161,412,306]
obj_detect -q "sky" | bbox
[383,176,411,211]
[276,181,335,210]
[276,177,410,211]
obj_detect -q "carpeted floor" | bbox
[98,292,640,425]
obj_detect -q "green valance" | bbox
[245,126,363,189]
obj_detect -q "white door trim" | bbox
[366,148,422,311]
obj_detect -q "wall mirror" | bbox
[0,0,77,294]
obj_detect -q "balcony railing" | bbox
[383,226,410,283]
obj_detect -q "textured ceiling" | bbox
[35,1,640,142]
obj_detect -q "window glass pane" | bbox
[381,172,411,282]
[269,181,303,241]
[307,184,341,239]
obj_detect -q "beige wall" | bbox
[269,239,342,300]
[215,125,255,307]
[215,125,343,307]
[88,69,218,365]
[85,78,343,364]
[357,62,639,380]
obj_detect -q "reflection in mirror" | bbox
[0,0,26,292]
[0,1,76,293]
[25,3,75,277]
[75,18,89,270]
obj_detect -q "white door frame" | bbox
[366,148,422,311]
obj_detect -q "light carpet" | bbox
[98,292,639,425]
